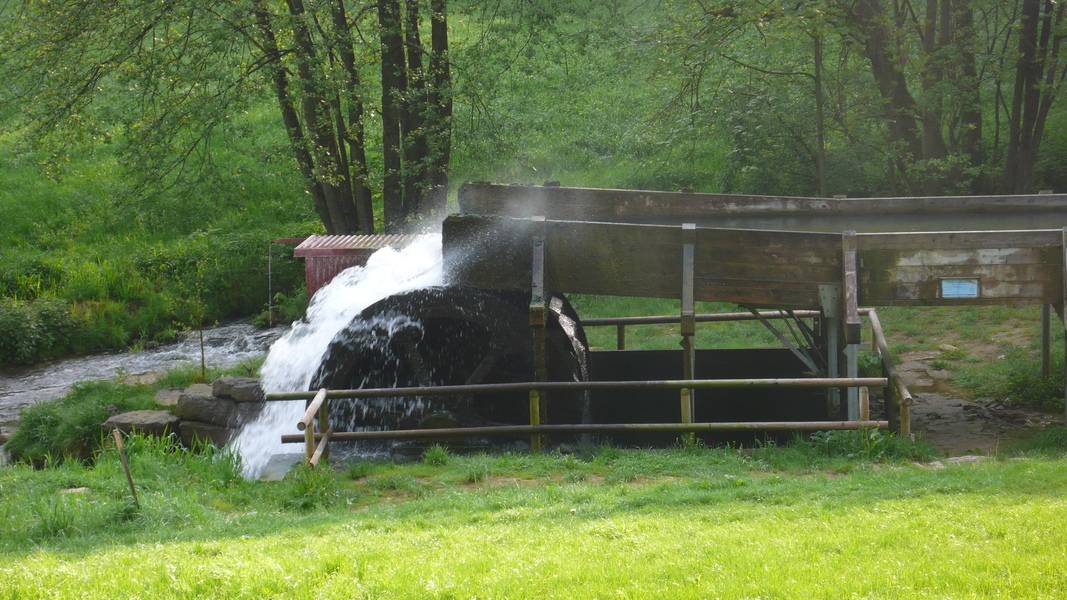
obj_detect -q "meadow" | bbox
[2,430,1066,598]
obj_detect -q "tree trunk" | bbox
[852,0,924,186]
[1005,0,1042,192]
[402,0,430,219]
[286,0,358,232]
[331,0,375,233]
[379,0,406,231]
[252,0,335,233]
[813,32,827,197]
[920,0,947,160]
[955,0,982,167]
[426,0,452,216]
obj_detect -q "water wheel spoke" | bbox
[465,344,505,385]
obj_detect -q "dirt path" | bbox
[897,350,1060,455]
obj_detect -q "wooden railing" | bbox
[270,308,915,466]
[581,308,913,436]
[271,377,887,465]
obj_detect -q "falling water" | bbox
[232,234,443,478]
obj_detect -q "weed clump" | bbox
[421,444,450,466]
[800,429,934,462]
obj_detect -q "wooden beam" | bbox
[842,231,861,344]
[298,388,327,431]
[309,429,333,467]
[681,224,696,428]
[1042,304,1051,378]
[1062,227,1067,424]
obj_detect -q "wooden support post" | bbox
[819,284,841,419]
[111,429,140,509]
[842,231,861,421]
[317,396,330,464]
[616,324,626,350]
[859,387,870,421]
[1041,304,1051,378]
[680,224,696,435]
[1062,227,1067,424]
[529,217,548,453]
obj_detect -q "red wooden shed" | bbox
[293,234,422,298]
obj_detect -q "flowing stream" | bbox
[0,323,284,436]
[232,235,443,478]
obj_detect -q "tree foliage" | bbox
[0,0,452,234]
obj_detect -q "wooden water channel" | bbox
[273,184,1067,463]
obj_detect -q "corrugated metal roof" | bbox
[293,234,425,257]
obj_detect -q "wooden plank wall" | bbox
[857,231,1062,306]
[444,215,840,308]
[444,215,1066,309]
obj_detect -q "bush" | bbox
[0,296,77,364]
[5,381,157,464]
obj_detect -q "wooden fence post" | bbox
[680,224,696,441]
[111,429,140,509]
[529,217,547,453]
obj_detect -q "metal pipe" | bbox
[266,377,888,401]
[281,420,889,443]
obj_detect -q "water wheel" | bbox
[309,286,590,435]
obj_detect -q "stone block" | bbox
[179,421,233,448]
[103,410,180,437]
[212,377,264,403]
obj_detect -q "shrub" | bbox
[0,296,77,365]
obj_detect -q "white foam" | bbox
[232,234,443,478]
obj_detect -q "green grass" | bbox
[1,432,1065,598]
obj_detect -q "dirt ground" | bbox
[897,350,1062,455]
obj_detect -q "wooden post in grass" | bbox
[111,429,140,509]
[859,387,870,421]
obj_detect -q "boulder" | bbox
[103,410,180,437]
[176,391,237,427]
[180,421,233,447]
[212,377,264,403]
[154,389,182,407]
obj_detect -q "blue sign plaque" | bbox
[941,278,980,299]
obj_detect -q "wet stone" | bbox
[212,377,264,403]
[176,393,237,427]
[180,421,233,447]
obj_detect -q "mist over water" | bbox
[232,235,443,478]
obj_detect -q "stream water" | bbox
[0,323,285,435]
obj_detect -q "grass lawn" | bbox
[2,433,1066,599]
